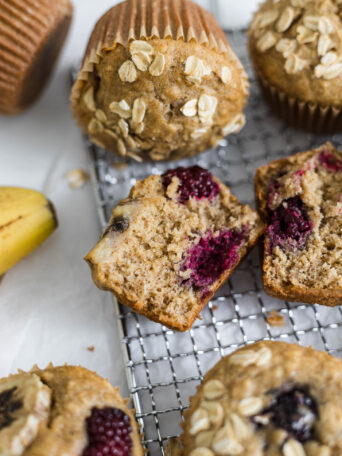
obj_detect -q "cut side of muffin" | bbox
[255,142,342,306]
[85,166,264,331]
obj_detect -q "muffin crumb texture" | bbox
[179,341,342,456]
[256,142,342,305]
[85,167,264,331]
[71,0,248,161]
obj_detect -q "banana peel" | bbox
[0,187,58,275]
[0,372,51,456]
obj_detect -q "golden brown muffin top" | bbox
[71,0,249,161]
[0,365,143,456]
[249,0,342,106]
[180,341,342,456]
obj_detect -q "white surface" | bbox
[190,0,259,29]
[0,0,251,394]
[214,0,259,29]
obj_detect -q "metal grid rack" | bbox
[85,30,342,455]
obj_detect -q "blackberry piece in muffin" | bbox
[85,166,264,331]
[255,142,342,305]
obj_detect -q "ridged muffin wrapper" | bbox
[71,0,241,104]
[0,0,72,114]
[257,72,342,134]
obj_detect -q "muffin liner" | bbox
[0,0,73,114]
[257,72,342,134]
[71,0,237,104]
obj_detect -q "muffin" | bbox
[71,0,249,162]
[0,0,73,115]
[0,365,143,456]
[255,142,342,306]
[249,0,342,132]
[178,341,342,456]
[85,166,264,331]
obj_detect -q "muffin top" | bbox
[180,341,342,456]
[71,0,248,162]
[249,0,342,107]
[0,365,143,456]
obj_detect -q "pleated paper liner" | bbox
[71,0,237,103]
[0,0,73,114]
[257,72,342,134]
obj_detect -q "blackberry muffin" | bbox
[0,365,143,456]
[0,0,73,115]
[178,341,342,456]
[85,166,264,331]
[249,0,342,132]
[255,142,342,306]
[71,0,248,161]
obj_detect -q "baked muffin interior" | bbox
[86,166,264,331]
[256,142,342,304]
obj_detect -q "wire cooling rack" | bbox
[84,30,342,455]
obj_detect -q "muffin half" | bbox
[255,142,342,305]
[85,166,264,331]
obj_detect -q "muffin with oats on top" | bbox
[71,0,249,162]
[249,0,342,132]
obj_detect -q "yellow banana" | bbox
[0,187,58,275]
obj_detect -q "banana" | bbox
[0,187,58,275]
[0,373,51,456]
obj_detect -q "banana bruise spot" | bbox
[0,373,51,456]
[0,387,22,430]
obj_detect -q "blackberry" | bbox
[254,385,318,443]
[181,228,245,292]
[83,407,133,456]
[267,196,313,251]
[319,150,342,172]
[162,166,220,203]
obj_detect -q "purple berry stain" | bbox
[254,385,318,443]
[83,407,132,456]
[162,166,220,204]
[267,196,313,251]
[181,228,246,293]
[319,150,342,172]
